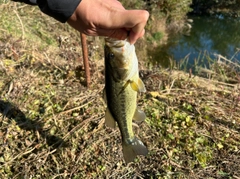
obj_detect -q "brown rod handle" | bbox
[80,33,90,87]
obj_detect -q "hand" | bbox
[67,0,149,44]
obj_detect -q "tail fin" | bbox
[122,137,148,164]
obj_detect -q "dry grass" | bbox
[0,1,240,179]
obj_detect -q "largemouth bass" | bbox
[104,38,148,163]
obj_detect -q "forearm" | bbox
[12,0,81,23]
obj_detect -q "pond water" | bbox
[150,15,240,69]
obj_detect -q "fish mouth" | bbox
[105,38,133,58]
[105,38,126,48]
[105,38,133,51]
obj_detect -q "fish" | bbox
[104,38,148,163]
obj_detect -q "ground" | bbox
[0,2,240,179]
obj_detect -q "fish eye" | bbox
[109,53,115,59]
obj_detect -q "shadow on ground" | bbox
[0,99,65,149]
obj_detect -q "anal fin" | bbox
[105,107,116,129]
[133,108,146,122]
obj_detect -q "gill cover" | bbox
[104,40,130,81]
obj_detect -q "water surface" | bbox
[150,15,240,68]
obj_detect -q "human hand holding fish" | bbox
[67,0,149,44]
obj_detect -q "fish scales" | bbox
[104,38,148,163]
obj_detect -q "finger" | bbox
[107,10,149,31]
[128,29,145,44]
[105,10,149,43]
[95,28,128,40]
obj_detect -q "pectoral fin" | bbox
[119,78,146,95]
[105,108,116,129]
[130,78,146,93]
[137,78,146,92]
[133,108,146,122]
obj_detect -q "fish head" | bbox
[104,38,135,81]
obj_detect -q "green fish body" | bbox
[104,38,148,163]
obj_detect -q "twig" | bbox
[217,54,240,69]
[51,173,68,179]
[169,160,189,170]
[167,78,176,94]
[14,10,25,38]
[233,175,240,179]
[1,145,38,167]
[59,98,95,115]
[206,78,237,87]
[0,28,8,32]
[62,95,89,111]
[62,115,100,141]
